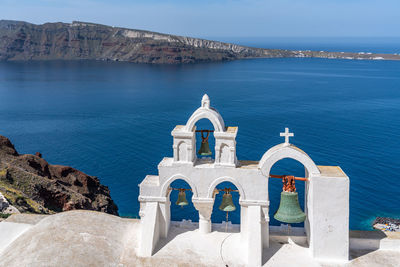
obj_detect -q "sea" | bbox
[0,37,399,230]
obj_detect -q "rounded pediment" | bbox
[258,143,320,176]
[184,94,226,132]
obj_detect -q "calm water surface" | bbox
[0,57,399,230]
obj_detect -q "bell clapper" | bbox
[217,188,238,232]
[225,211,229,232]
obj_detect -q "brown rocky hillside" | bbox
[0,135,118,216]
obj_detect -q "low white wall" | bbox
[350,231,400,251]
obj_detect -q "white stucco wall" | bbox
[308,166,349,262]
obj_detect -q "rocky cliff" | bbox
[1,20,399,63]
[0,135,118,216]
[0,20,294,63]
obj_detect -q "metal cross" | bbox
[280,127,294,145]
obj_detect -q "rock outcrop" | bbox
[0,192,19,216]
[0,135,118,215]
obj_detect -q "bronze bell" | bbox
[198,141,212,156]
[198,130,212,156]
[175,190,189,207]
[219,192,236,212]
[274,191,306,224]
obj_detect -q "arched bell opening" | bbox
[168,179,198,223]
[194,118,216,163]
[268,158,310,247]
[210,181,241,232]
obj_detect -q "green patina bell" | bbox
[198,130,212,156]
[219,193,236,212]
[198,139,212,156]
[176,190,189,207]
[274,191,306,224]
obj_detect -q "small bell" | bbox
[175,190,189,207]
[219,192,236,212]
[274,191,306,224]
[198,130,212,156]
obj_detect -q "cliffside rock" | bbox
[0,135,118,216]
[0,20,293,63]
[0,192,20,216]
[1,20,399,63]
[0,136,19,156]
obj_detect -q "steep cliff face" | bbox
[0,135,118,215]
[0,20,293,63]
[1,20,399,63]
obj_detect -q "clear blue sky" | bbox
[1,0,399,38]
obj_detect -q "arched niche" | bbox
[169,179,198,223]
[219,144,230,163]
[258,143,320,248]
[211,181,241,226]
[268,158,308,229]
[207,177,243,229]
[177,141,187,162]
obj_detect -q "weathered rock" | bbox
[0,136,18,156]
[0,192,20,215]
[0,135,118,215]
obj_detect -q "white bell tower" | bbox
[172,94,237,167]
[138,94,350,266]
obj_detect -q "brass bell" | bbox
[219,192,236,212]
[198,130,212,156]
[175,190,189,207]
[274,191,306,224]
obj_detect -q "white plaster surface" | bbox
[0,210,139,267]
[0,222,32,254]
[1,211,399,267]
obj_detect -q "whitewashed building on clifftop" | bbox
[138,94,350,266]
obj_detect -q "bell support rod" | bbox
[269,174,308,193]
[269,174,308,181]
[169,187,192,191]
[169,187,239,193]
[195,130,214,133]
[215,188,239,193]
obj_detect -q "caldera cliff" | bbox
[1,20,399,63]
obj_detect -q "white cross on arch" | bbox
[280,127,294,145]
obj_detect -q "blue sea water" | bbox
[0,49,400,230]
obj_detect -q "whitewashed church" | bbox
[138,94,350,266]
